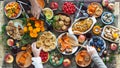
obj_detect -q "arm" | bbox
[32,57,43,68]
[87,46,107,68]
[29,0,42,19]
[31,42,43,68]
[91,54,107,68]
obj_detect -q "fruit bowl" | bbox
[39,50,49,63]
[101,12,114,24]
[88,36,106,56]
[49,50,63,66]
[4,1,22,19]
[62,2,76,15]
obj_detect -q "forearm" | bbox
[92,54,107,68]
[32,57,43,68]
[29,0,34,5]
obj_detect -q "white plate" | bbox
[101,25,120,43]
[68,16,97,35]
[57,33,78,55]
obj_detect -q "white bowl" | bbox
[42,8,54,20]
[4,1,22,19]
[57,33,78,55]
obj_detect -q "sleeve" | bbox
[91,54,107,68]
[32,57,43,68]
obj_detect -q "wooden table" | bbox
[1,0,120,68]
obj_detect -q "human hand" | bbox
[30,0,41,19]
[87,45,98,57]
[31,42,42,57]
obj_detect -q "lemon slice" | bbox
[112,33,119,39]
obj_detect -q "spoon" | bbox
[63,33,87,48]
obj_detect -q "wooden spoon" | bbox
[65,39,86,48]
[63,33,86,48]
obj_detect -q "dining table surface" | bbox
[0,0,120,68]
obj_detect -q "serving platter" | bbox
[16,51,32,68]
[68,16,96,35]
[101,25,120,43]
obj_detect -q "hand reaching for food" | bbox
[87,45,98,57]
[31,42,42,57]
[87,46,107,68]
[29,0,42,19]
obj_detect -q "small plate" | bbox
[49,50,63,66]
[101,12,114,24]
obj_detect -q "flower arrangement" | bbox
[23,17,45,38]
